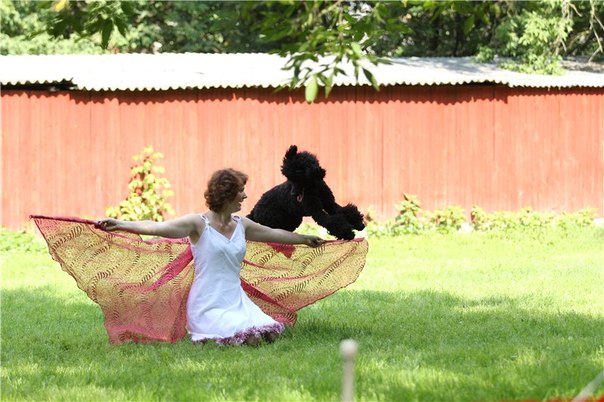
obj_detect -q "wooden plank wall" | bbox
[2,85,603,230]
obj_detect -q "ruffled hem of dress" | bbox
[192,322,285,346]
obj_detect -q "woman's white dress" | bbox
[186,215,284,344]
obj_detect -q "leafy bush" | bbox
[469,206,490,231]
[366,196,598,238]
[557,208,597,229]
[106,147,175,222]
[0,228,46,254]
[365,195,427,237]
[393,194,425,234]
[364,206,390,237]
[471,206,595,233]
[365,220,402,238]
[427,205,466,233]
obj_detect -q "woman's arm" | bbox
[241,217,324,247]
[97,214,203,240]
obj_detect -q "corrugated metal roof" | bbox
[1,53,603,91]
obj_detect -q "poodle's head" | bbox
[281,145,326,197]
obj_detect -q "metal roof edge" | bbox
[1,53,602,90]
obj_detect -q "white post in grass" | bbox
[571,370,604,402]
[340,339,358,402]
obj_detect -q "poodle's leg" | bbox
[310,209,355,240]
[317,182,364,231]
[317,181,338,214]
[304,194,355,239]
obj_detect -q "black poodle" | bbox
[247,145,365,240]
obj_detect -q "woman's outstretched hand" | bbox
[97,218,121,231]
[305,235,324,247]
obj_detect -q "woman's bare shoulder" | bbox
[239,216,256,227]
[175,213,206,231]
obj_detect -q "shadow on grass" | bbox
[2,286,603,401]
[296,290,604,401]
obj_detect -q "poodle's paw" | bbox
[320,214,356,240]
[327,226,355,240]
[338,204,366,231]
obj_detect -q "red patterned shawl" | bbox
[31,215,368,344]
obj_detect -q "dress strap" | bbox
[200,214,239,223]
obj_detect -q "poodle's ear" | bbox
[281,145,298,177]
[284,145,298,160]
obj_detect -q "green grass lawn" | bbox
[2,228,603,401]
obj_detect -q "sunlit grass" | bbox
[2,227,603,401]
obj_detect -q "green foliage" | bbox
[43,0,132,48]
[475,0,603,73]
[105,147,175,222]
[487,5,572,74]
[3,0,603,95]
[471,206,596,233]
[0,228,46,254]
[469,206,489,231]
[393,194,423,232]
[0,0,106,54]
[365,195,425,237]
[385,0,503,58]
[364,219,401,238]
[564,0,604,60]
[365,195,598,238]
[234,1,401,102]
[363,206,392,237]
[557,208,598,228]
[427,205,466,233]
[112,1,241,54]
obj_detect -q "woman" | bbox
[98,168,324,346]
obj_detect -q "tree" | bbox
[3,0,603,101]
[229,1,405,100]
[473,1,577,74]
[0,0,105,54]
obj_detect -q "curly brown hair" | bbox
[204,168,248,212]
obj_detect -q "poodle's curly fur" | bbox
[247,145,365,240]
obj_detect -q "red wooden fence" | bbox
[2,85,603,230]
